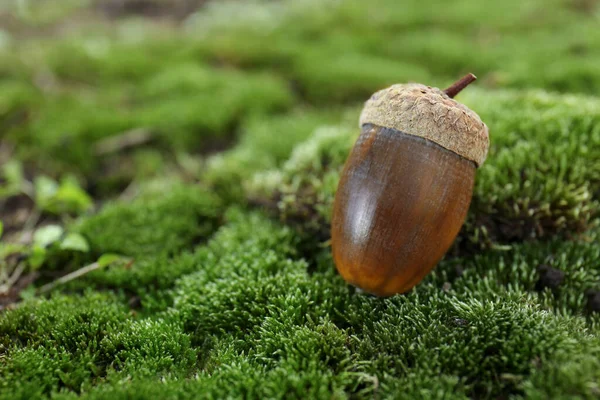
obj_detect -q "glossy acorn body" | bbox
[332,124,476,296]
[331,74,489,296]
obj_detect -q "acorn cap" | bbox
[359,74,489,167]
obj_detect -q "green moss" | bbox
[98,318,197,379]
[204,108,345,202]
[137,65,294,149]
[463,89,600,245]
[0,292,197,399]
[341,293,597,398]
[0,292,129,397]
[0,81,37,125]
[2,31,293,185]
[168,212,600,399]
[431,237,600,322]
[519,339,600,399]
[190,0,600,97]
[2,0,600,398]
[78,183,223,258]
[173,211,306,340]
[292,50,431,103]
[0,291,127,349]
[41,36,187,85]
[6,64,292,178]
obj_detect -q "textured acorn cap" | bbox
[359,82,489,166]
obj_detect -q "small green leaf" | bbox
[59,233,90,252]
[34,176,59,209]
[97,253,124,268]
[33,225,64,248]
[53,177,93,214]
[34,176,92,215]
[3,160,24,185]
[0,242,25,260]
[29,245,47,269]
[19,285,36,300]
[0,160,25,198]
[0,221,3,239]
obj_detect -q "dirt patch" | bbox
[95,0,211,20]
[535,264,565,291]
[0,195,36,242]
[0,272,38,311]
[586,290,600,313]
[569,0,600,13]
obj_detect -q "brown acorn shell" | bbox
[331,124,476,296]
[359,83,489,166]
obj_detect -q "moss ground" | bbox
[1,0,600,398]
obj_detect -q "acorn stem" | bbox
[444,73,477,98]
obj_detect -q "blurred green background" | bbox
[1,1,600,399]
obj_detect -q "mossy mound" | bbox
[1,0,600,399]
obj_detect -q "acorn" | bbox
[331,73,489,297]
